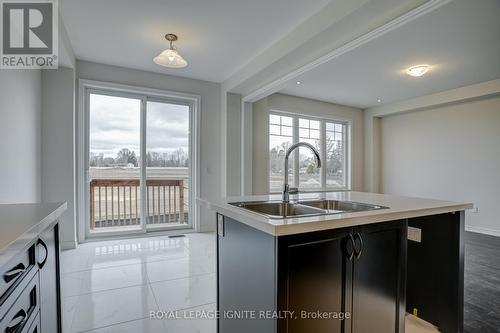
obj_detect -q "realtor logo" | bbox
[1,0,58,69]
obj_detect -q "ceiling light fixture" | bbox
[153,34,188,68]
[296,81,302,85]
[406,64,430,77]
[377,98,382,103]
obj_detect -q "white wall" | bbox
[76,61,221,232]
[41,67,77,249]
[252,93,364,194]
[380,96,500,236]
[0,70,42,203]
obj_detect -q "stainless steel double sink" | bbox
[229,199,388,219]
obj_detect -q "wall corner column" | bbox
[364,111,381,193]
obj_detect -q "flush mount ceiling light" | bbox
[406,64,430,77]
[296,81,302,85]
[153,34,188,68]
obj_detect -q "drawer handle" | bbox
[353,232,363,259]
[344,234,355,261]
[3,263,26,283]
[37,239,48,269]
[5,309,27,333]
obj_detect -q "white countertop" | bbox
[198,191,472,236]
[0,202,67,267]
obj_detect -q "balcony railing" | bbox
[89,178,187,230]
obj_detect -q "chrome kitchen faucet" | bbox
[282,142,321,202]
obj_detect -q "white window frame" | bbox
[268,110,351,194]
[77,79,201,242]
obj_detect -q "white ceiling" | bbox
[60,0,331,82]
[280,0,500,109]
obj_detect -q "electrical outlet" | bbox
[408,226,422,243]
[217,214,224,237]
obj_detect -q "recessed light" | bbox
[296,81,302,85]
[406,64,430,77]
[377,98,382,103]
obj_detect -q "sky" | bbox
[89,94,189,158]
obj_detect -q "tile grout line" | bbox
[74,315,156,333]
[62,249,214,274]
[62,270,215,298]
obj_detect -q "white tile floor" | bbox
[60,233,217,333]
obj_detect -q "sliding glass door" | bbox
[145,100,190,230]
[87,90,193,236]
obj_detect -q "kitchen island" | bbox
[200,191,472,333]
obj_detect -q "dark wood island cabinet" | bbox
[207,192,469,333]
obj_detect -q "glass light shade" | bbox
[153,48,188,68]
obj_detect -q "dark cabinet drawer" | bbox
[0,273,39,333]
[0,245,36,307]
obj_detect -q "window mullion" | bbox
[293,116,299,188]
[321,121,327,189]
[344,123,349,189]
[140,96,147,233]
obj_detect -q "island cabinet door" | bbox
[277,227,354,333]
[37,223,62,333]
[351,220,407,333]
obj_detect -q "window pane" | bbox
[310,120,320,130]
[299,118,309,128]
[281,116,293,126]
[146,101,190,226]
[269,116,348,191]
[270,136,295,192]
[298,138,321,189]
[269,114,295,192]
[270,124,281,135]
[326,131,345,188]
[282,126,293,137]
[270,114,281,125]
[89,93,142,232]
[299,128,309,138]
[310,129,320,139]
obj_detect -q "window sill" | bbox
[269,188,351,195]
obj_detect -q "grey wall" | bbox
[380,96,500,236]
[226,93,242,196]
[41,67,77,249]
[76,61,222,232]
[252,93,364,194]
[0,70,42,203]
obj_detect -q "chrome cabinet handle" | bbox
[37,238,48,269]
[353,232,363,259]
[3,263,26,283]
[5,309,27,333]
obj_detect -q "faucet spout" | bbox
[283,142,321,202]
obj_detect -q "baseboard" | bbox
[61,240,77,250]
[78,228,195,244]
[465,226,500,238]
